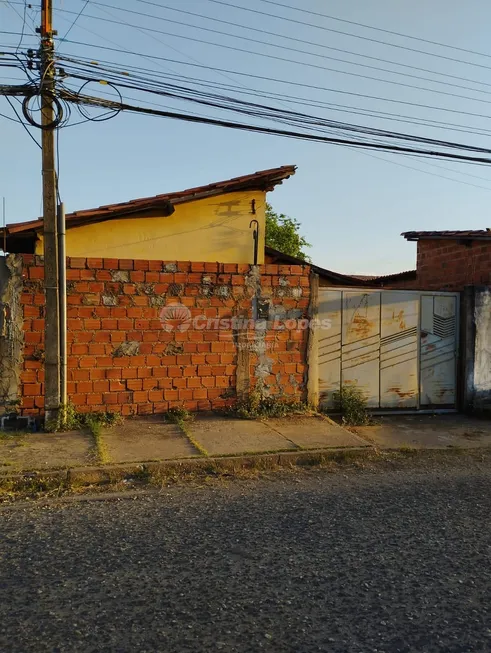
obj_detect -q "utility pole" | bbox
[39,0,60,422]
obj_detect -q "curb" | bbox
[0,446,374,492]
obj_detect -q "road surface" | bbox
[1,460,490,652]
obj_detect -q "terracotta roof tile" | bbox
[4,165,296,237]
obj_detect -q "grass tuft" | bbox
[332,386,372,426]
[228,388,310,420]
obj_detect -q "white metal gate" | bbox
[318,289,459,410]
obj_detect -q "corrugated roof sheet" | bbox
[403,229,491,241]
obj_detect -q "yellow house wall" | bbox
[35,191,266,264]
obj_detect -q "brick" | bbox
[148,390,164,402]
[132,391,149,403]
[24,332,41,345]
[201,377,216,388]
[170,377,186,389]
[93,380,110,393]
[103,393,119,405]
[87,393,104,405]
[103,258,118,269]
[178,389,194,400]
[193,388,208,400]
[216,376,230,388]
[71,393,87,405]
[134,260,150,271]
[197,365,213,377]
[23,383,41,396]
[76,381,93,393]
[109,380,126,392]
[105,368,122,379]
[84,319,101,330]
[73,370,91,381]
[164,390,179,401]
[127,379,143,391]
[118,259,134,270]
[21,370,38,384]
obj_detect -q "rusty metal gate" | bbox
[318,289,459,410]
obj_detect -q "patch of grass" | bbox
[166,407,209,457]
[45,404,122,434]
[45,404,121,464]
[165,406,194,424]
[229,389,310,420]
[332,386,372,427]
[0,431,27,442]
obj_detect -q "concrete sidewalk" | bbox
[353,414,491,450]
[2,413,491,477]
[0,414,369,474]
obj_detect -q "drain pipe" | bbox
[249,219,259,266]
[57,202,67,408]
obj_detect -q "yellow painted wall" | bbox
[36,191,266,264]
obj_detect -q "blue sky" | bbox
[1,0,491,274]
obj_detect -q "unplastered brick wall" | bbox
[417,239,491,290]
[19,256,310,416]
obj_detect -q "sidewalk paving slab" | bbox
[188,416,298,456]
[264,415,372,449]
[103,417,197,463]
[0,430,94,473]
[354,414,491,449]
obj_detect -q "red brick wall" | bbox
[19,256,310,416]
[416,239,491,290]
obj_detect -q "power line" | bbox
[60,54,491,139]
[356,149,491,192]
[13,1,28,52]
[61,67,491,156]
[50,7,491,105]
[205,0,491,73]
[73,0,491,93]
[258,0,491,63]
[4,95,41,149]
[63,91,491,165]
[59,0,89,43]
[56,42,491,123]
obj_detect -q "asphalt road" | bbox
[1,461,490,653]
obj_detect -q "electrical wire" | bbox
[61,70,491,156]
[69,0,491,93]
[59,0,89,44]
[13,1,27,52]
[57,54,491,139]
[60,91,491,165]
[4,95,41,148]
[57,41,491,124]
[49,7,491,105]
[205,0,491,73]
[258,0,491,62]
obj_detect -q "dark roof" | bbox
[2,165,296,244]
[265,246,368,286]
[403,229,491,241]
[369,269,417,284]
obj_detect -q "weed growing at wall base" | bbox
[230,389,310,420]
[332,386,371,426]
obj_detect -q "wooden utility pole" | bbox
[40,0,60,422]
